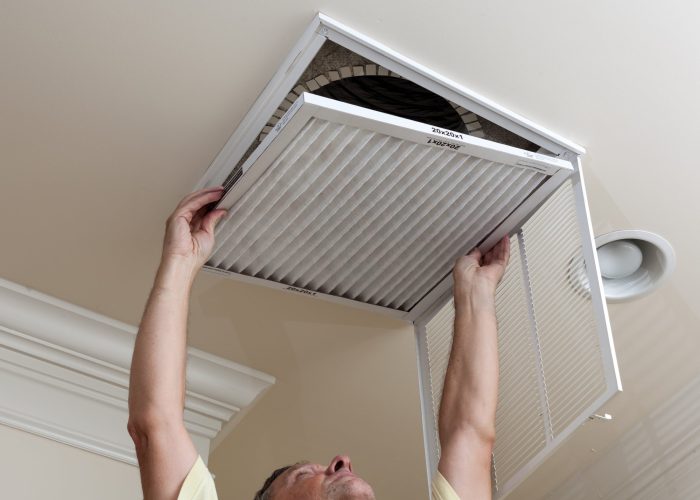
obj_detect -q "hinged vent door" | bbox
[415,179,621,498]
[204,92,573,318]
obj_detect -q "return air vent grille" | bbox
[520,184,608,436]
[206,93,572,314]
[418,181,618,498]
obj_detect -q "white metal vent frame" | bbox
[195,13,585,190]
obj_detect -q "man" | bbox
[128,187,510,500]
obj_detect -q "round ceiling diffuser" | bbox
[595,230,675,302]
[567,230,675,302]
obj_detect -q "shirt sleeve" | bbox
[177,455,219,500]
[431,470,461,500]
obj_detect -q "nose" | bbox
[326,455,353,474]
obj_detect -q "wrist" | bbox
[154,255,198,292]
[454,278,496,299]
[454,282,496,315]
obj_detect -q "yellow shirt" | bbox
[178,456,218,500]
[431,470,461,499]
[178,456,460,500]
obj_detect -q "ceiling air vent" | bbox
[195,13,621,499]
[206,92,572,315]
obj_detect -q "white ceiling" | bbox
[1,1,698,498]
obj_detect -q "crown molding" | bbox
[0,278,275,466]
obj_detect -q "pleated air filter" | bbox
[206,92,573,316]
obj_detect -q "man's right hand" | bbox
[438,236,511,500]
[452,236,510,307]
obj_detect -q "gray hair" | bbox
[253,464,294,500]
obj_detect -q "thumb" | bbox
[202,208,228,234]
[467,246,482,263]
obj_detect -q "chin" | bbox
[327,476,376,500]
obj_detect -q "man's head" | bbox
[254,455,375,500]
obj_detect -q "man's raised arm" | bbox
[437,236,510,500]
[127,187,228,500]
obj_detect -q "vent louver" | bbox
[417,181,620,498]
[205,93,572,314]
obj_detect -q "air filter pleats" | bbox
[209,117,547,311]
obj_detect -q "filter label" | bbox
[285,285,317,296]
[427,137,462,150]
[431,127,464,140]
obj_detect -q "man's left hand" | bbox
[161,186,228,269]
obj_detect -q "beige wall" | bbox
[0,424,141,499]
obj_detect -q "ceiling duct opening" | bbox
[221,41,545,194]
[287,40,541,151]
[314,76,467,133]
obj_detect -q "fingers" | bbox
[456,236,511,269]
[495,235,510,265]
[191,203,212,233]
[177,186,224,208]
[172,187,225,221]
[501,236,511,264]
[200,208,228,235]
[467,247,482,262]
[482,235,510,265]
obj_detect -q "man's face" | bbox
[270,455,375,500]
